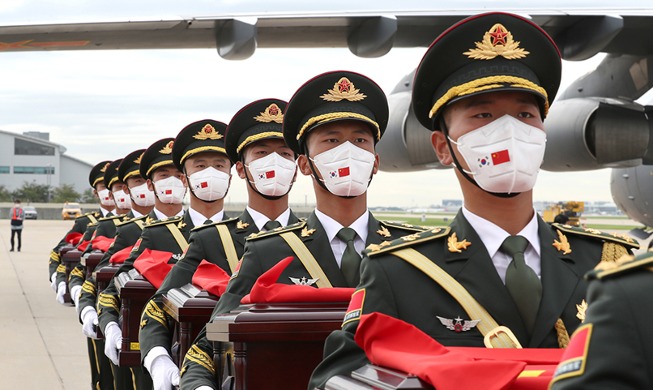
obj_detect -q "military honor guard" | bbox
[309,12,639,388]
[550,250,653,389]
[139,99,301,390]
[179,71,425,390]
[48,160,113,295]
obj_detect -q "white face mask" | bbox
[97,188,115,208]
[129,182,156,207]
[188,167,230,202]
[449,114,546,194]
[245,152,297,197]
[153,176,187,204]
[310,141,376,197]
[112,189,132,210]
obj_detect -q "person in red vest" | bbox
[9,199,24,252]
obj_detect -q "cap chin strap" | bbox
[440,119,519,199]
[302,142,373,199]
[241,157,291,201]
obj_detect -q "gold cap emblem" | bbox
[134,152,143,164]
[159,141,174,154]
[100,162,110,173]
[320,77,367,102]
[254,103,284,123]
[463,23,529,60]
[193,124,223,140]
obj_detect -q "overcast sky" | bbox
[1,1,649,208]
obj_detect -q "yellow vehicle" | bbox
[542,201,584,227]
[62,202,82,220]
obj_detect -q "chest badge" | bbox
[437,316,480,333]
[289,276,319,286]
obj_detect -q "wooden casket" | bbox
[206,302,347,390]
[115,268,156,366]
[162,283,220,366]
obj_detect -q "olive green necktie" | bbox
[337,227,361,287]
[500,235,542,334]
[263,220,282,231]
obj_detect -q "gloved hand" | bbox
[70,285,82,310]
[81,308,99,339]
[50,272,57,291]
[195,387,214,390]
[150,354,180,390]
[104,322,122,365]
[56,282,66,304]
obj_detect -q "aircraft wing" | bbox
[1,11,652,60]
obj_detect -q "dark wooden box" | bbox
[115,268,156,367]
[61,248,82,303]
[206,302,347,390]
[82,250,105,279]
[95,264,121,294]
[162,283,220,366]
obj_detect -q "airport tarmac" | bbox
[0,220,88,389]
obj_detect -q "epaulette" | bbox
[246,220,307,241]
[190,217,238,232]
[76,211,99,221]
[588,251,653,280]
[98,214,127,223]
[552,223,639,249]
[366,226,451,256]
[116,214,148,227]
[379,220,429,232]
[145,215,183,228]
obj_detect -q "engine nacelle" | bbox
[611,166,653,227]
[542,98,650,171]
[377,72,445,172]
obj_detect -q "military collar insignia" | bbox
[159,140,174,154]
[576,300,588,322]
[236,220,250,230]
[436,316,480,333]
[553,230,572,255]
[301,227,316,237]
[447,232,471,253]
[145,216,155,225]
[289,276,319,286]
[193,124,223,140]
[177,220,186,229]
[376,226,391,238]
[464,23,529,60]
[320,77,367,102]
[254,103,283,123]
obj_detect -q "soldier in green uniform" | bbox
[309,13,640,389]
[79,149,156,390]
[49,160,113,296]
[550,250,653,389]
[101,120,234,389]
[139,99,301,390]
[179,71,426,390]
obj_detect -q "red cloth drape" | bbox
[191,260,230,297]
[133,249,173,289]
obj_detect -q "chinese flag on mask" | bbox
[338,167,350,177]
[491,150,510,165]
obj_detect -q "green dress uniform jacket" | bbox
[68,214,128,302]
[97,211,195,335]
[49,211,101,280]
[77,212,150,320]
[138,209,299,365]
[179,211,425,390]
[309,211,639,389]
[550,253,653,390]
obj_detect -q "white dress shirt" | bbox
[247,206,291,231]
[314,208,369,267]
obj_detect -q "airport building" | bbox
[0,129,92,193]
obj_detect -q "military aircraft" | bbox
[2,4,653,237]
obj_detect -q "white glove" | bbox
[81,308,99,339]
[71,285,82,311]
[150,354,180,390]
[50,272,57,291]
[195,387,214,390]
[104,322,122,365]
[56,282,67,305]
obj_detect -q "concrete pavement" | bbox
[1,220,89,389]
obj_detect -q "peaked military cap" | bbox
[118,149,146,183]
[104,159,124,189]
[412,12,562,130]
[140,138,175,179]
[283,70,389,154]
[225,98,288,163]
[89,160,111,188]
[172,119,228,171]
